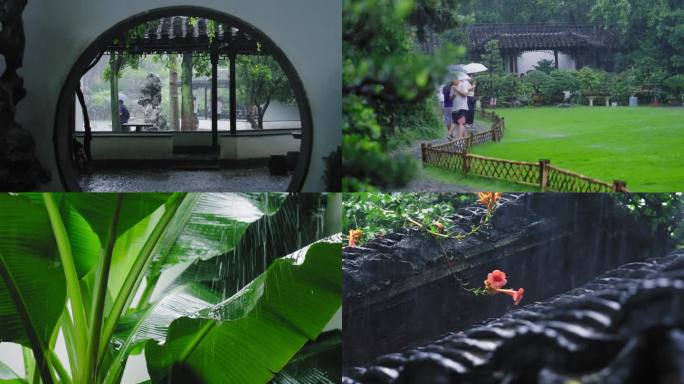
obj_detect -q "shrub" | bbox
[664,74,684,101]
[523,70,553,103]
[476,75,497,101]
[533,59,555,74]
[549,70,580,94]
[606,71,636,104]
[575,66,608,94]
[476,74,520,102]
[497,74,521,100]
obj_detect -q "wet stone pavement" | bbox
[343,249,684,384]
[79,167,290,192]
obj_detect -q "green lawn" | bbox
[470,106,684,191]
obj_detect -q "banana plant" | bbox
[0,193,341,383]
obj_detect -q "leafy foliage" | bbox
[237,54,294,129]
[533,59,555,74]
[617,193,684,247]
[448,0,684,103]
[343,193,477,244]
[480,39,504,76]
[343,0,466,191]
[0,193,340,383]
[145,242,341,384]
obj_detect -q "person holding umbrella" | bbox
[451,72,474,139]
[447,63,487,137]
[441,78,458,138]
[466,78,477,129]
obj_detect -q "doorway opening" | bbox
[54,6,312,191]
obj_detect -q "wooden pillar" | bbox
[539,159,551,190]
[211,46,219,150]
[421,143,426,163]
[513,54,518,73]
[554,50,559,69]
[204,86,208,120]
[229,50,237,135]
[613,180,627,192]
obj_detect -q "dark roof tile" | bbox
[467,23,619,51]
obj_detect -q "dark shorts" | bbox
[452,109,468,122]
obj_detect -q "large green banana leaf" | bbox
[1,193,337,384]
[110,196,333,354]
[272,330,342,384]
[149,193,281,271]
[165,194,335,302]
[0,195,67,382]
[20,193,101,277]
[63,193,171,246]
[102,193,292,382]
[144,242,342,383]
[107,207,166,306]
[21,193,169,280]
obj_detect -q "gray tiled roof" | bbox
[106,16,260,55]
[467,23,618,51]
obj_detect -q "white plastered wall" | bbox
[19,0,341,191]
[514,51,576,74]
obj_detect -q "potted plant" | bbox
[524,71,551,106]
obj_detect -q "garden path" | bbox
[395,121,490,192]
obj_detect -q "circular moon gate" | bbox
[53,6,313,191]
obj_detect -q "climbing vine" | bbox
[343,193,477,245]
[344,192,527,305]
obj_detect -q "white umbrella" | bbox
[118,93,127,102]
[462,63,488,74]
[456,72,472,81]
[448,64,465,74]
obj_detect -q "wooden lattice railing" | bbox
[545,164,625,192]
[421,108,628,192]
[431,137,470,153]
[471,129,495,146]
[422,147,628,192]
[422,147,465,171]
[428,109,504,154]
[466,154,541,186]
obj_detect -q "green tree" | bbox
[101,22,158,131]
[576,66,607,93]
[237,54,294,130]
[103,53,141,131]
[533,59,555,74]
[480,39,504,76]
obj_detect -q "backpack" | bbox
[442,84,453,108]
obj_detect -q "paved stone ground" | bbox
[79,167,291,192]
[395,122,490,192]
